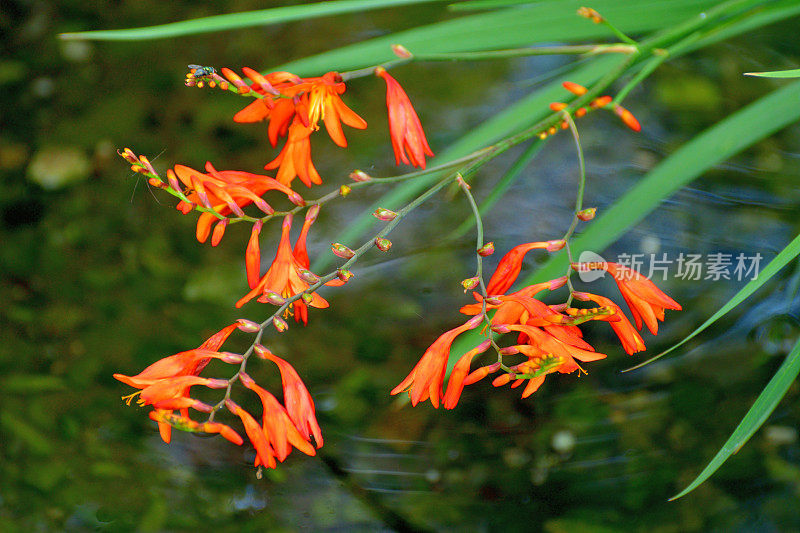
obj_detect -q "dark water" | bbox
[2,2,800,531]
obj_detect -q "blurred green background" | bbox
[2,1,800,531]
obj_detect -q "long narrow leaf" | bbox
[58,0,449,41]
[745,68,800,78]
[275,0,719,75]
[670,337,800,500]
[626,233,800,371]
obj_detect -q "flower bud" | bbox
[546,239,566,252]
[375,237,392,252]
[305,204,320,224]
[298,269,320,284]
[466,314,485,329]
[253,343,274,359]
[391,44,413,59]
[339,184,351,197]
[118,148,138,164]
[577,207,596,221]
[237,319,260,332]
[241,67,279,96]
[575,107,588,118]
[260,291,286,305]
[549,102,568,112]
[590,95,612,108]
[211,219,228,247]
[331,243,355,259]
[273,316,288,332]
[562,81,588,96]
[148,177,164,188]
[219,352,244,364]
[577,6,604,23]
[349,170,372,182]
[238,371,255,387]
[613,104,641,132]
[166,170,182,194]
[461,276,479,292]
[491,324,511,334]
[485,296,504,306]
[499,346,520,356]
[548,276,569,290]
[336,269,354,283]
[373,207,397,221]
[206,378,230,389]
[288,192,305,206]
[477,242,495,257]
[301,292,314,304]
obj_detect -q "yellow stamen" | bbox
[121,391,141,406]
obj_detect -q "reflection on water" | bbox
[2,2,800,531]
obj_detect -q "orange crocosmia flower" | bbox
[236,213,329,325]
[234,70,366,149]
[485,240,565,296]
[442,340,491,410]
[113,349,238,389]
[573,262,681,335]
[375,67,434,169]
[259,352,323,448]
[264,118,322,188]
[114,322,240,443]
[491,353,569,398]
[114,322,240,388]
[172,163,304,244]
[391,315,483,408]
[506,324,607,370]
[227,399,277,469]
[305,71,367,147]
[573,291,646,355]
[239,372,316,463]
[139,375,228,407]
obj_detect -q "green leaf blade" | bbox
[626,233,800,371]
[670,338,800,500]
[744,68,800,78]
[59,0,449,41]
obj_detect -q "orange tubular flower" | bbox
[375,67,434,169]
[506,324,607,368]
[573,291,646,355]
[172,163,304,244]
[264,118,322,188]
[227,399,277,469]
[234,70,365,149]
[391,315,483,408]
[305,71,367,147]
[485,240,565,295]
[442,340,491,409]
[572,262,681,335]
[491,353,569,399]
[259,352,323,448]
[236,212,329,324]
[239,372,316,463]
[114,322,240,443]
